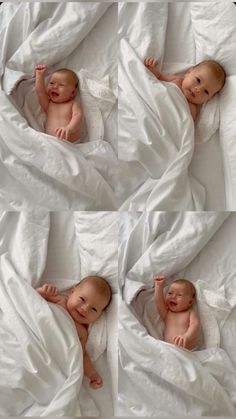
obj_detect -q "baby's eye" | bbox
[91,307,97,312]
[49,82,54,85]
[80,297,85,302]
[196,77,200,83]
[168,292,172,295]
[204,89,209,95]
[59,84,65,87]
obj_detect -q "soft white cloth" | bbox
[0,2,117,210]
[0,211,117,416]
[119,212,236,416]
[195,95,220,144]
[118,39,205,210]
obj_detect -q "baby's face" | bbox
[182,64,222,105]
[47,72,77,103]
[165,283,194,313]
[67,281,108,325]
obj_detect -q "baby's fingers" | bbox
[173,336,184,347]
[55,128,65,139]
[144,57,158,68]
[90,377,103,389]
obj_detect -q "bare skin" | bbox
[37,279,110,389]
[144,58,222,121]
[154,276,200,350]
[35,64,83,142]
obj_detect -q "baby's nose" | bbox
[194,86,201,94]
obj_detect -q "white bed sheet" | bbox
[164,2,226,210]
[0,3,117,210]
[0,211,118,416]
[118,212,236,416]
[118,2,236,210]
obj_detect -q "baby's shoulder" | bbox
[72,99,82,111]
[171,77,183,89]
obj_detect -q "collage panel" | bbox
[0,211,118,415]
[118,211,236,416]
[0,2,117,210]
[1,1,236,417]
[118,2,236,211]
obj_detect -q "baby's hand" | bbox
[38,283,59,297]
[154,275,166,286]
[35,64,47,74]
[172,335,187,348]
[89,372,103,389]
[55,126,71,141]
[144,57,158,69]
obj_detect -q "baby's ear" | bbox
[189,298,194,306]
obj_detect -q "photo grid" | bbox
[0,1,236,418]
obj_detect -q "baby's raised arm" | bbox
[37,283,66,306]
[154,276,168,320]
[144,57,178,83]
[35,64,50,112]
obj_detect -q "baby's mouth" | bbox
[51,92,59,97]
[76,309,86,318]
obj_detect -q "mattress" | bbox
[0,211,118,416]
[118,2,236,210]
[118,211,236,416]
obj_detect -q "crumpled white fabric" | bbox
[195,95,220,144]
[118,39,205,211]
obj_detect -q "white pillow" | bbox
[191,2,236,75]
[195,94,220,144]
[74,212,118,293]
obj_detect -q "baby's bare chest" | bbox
[47,102,73,120]
[166,310,190,329]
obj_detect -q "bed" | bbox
[118,2,236,210]
[119,211,236,416]
[0,211,118,416]
[0,2,117,210]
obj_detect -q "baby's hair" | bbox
[172,279,196,298]
[54,68,79,89]
[195,60,226,90]
[77,275,112,309]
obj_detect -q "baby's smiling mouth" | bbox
[76,309,86,318]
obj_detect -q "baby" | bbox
[35,64,83,142]
[154,276,200,350]
[37,275,112,389]
[144,58,226,121]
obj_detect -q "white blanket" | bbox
[119,212,236,416]
[118,3,236,211]
[0,3,117,210]
[0,211,118,416]
[118,39,205,210]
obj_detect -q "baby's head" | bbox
[165,279,196,313]
[47,68,79,103]
[67,275,112,325]
[182,60,226,105]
